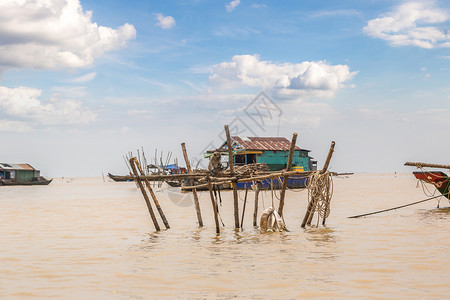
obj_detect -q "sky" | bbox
[0,0,449,177]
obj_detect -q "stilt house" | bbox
[207,136,317,171]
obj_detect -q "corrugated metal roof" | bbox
[0,163,35,170]
[18,164,35,170]
[231,136,304,151]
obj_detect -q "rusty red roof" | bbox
[231,136,304,151]
[18,164,35,170]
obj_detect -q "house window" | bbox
[246,154,256,164]
[234,154,245,166]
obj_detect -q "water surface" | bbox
[1,174,449,299]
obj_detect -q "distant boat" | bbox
[108,173,133,182]
[0,163,52,186]
[1,177,52,186]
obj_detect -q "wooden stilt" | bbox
[278,133,297,217]
[181,143,203,227]
[253,185,259,227]
[224,125,240,228]
[240,182,249,228]
[132,157,170,229]
[301,141,335,228]
[207,177,220,234]
[129,158,160,231]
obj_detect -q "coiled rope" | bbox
[306,171,333,223]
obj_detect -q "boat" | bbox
[1,177,52,186]
[405,162,450,200]
[0,163,52,186]
[412,171,450,200]
[108,173,134,182]
[235,175,309,190]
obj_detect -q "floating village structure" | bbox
[207,136,317,172]
[119,125,336,235]
[0,163,52,185]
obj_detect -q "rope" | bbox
[348,193,446,218]
[306,171,333,221]
[414,166,450,208]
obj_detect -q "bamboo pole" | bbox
[129,158,160,231]
[225,125,240,228]
[181,142,203,227]
[179,171,312,190]
[132,157,170,229]
[253,185,259,227]
[181,171,311,190]
[301,141,335,228]
[404,162,450,170]
[240,182,249,228]
[207,177,220,234]
[278,133,297,216]
[119,173,207,181]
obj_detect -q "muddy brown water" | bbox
[1,174,449,299]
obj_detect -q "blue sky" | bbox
[0,0,449,177]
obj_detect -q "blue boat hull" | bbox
[235,175,309,190]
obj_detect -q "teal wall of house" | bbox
[256,150,309,171]
[16,170,34,181]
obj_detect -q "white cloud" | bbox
[226,0,241,12]
[0,0,136,72]
[127,109,154,119]
[0,86,96,127]
[310,9,360,18]
[364,1,450,49]
[0,120,32,132]
[251,4,268,9]
[209,54,356,98]
[67,72,97,83]
[155,13,176,29]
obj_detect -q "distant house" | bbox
[207,136,317,172]
[0,163,41,180]
[0,163,51,185]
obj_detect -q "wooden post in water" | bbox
[301,141,335,228]
[253,184,259,227]
[132,157,170,229]
[181,143,203,227]
[225,125,240,228]
[240,182,249,228]
[207,177,220,234]
[129,158,160,231]
[278,133,297,217]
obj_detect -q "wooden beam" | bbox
[181,142,203,227]
[129,158,160,231]
[133,157,170,229]
[240,182,249,228]
[253,185,259,227]
[207,177,220,234]
[225,125,240,228]
[278,133,297,216]
[301,141,335,228]
[404,162,450,170]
